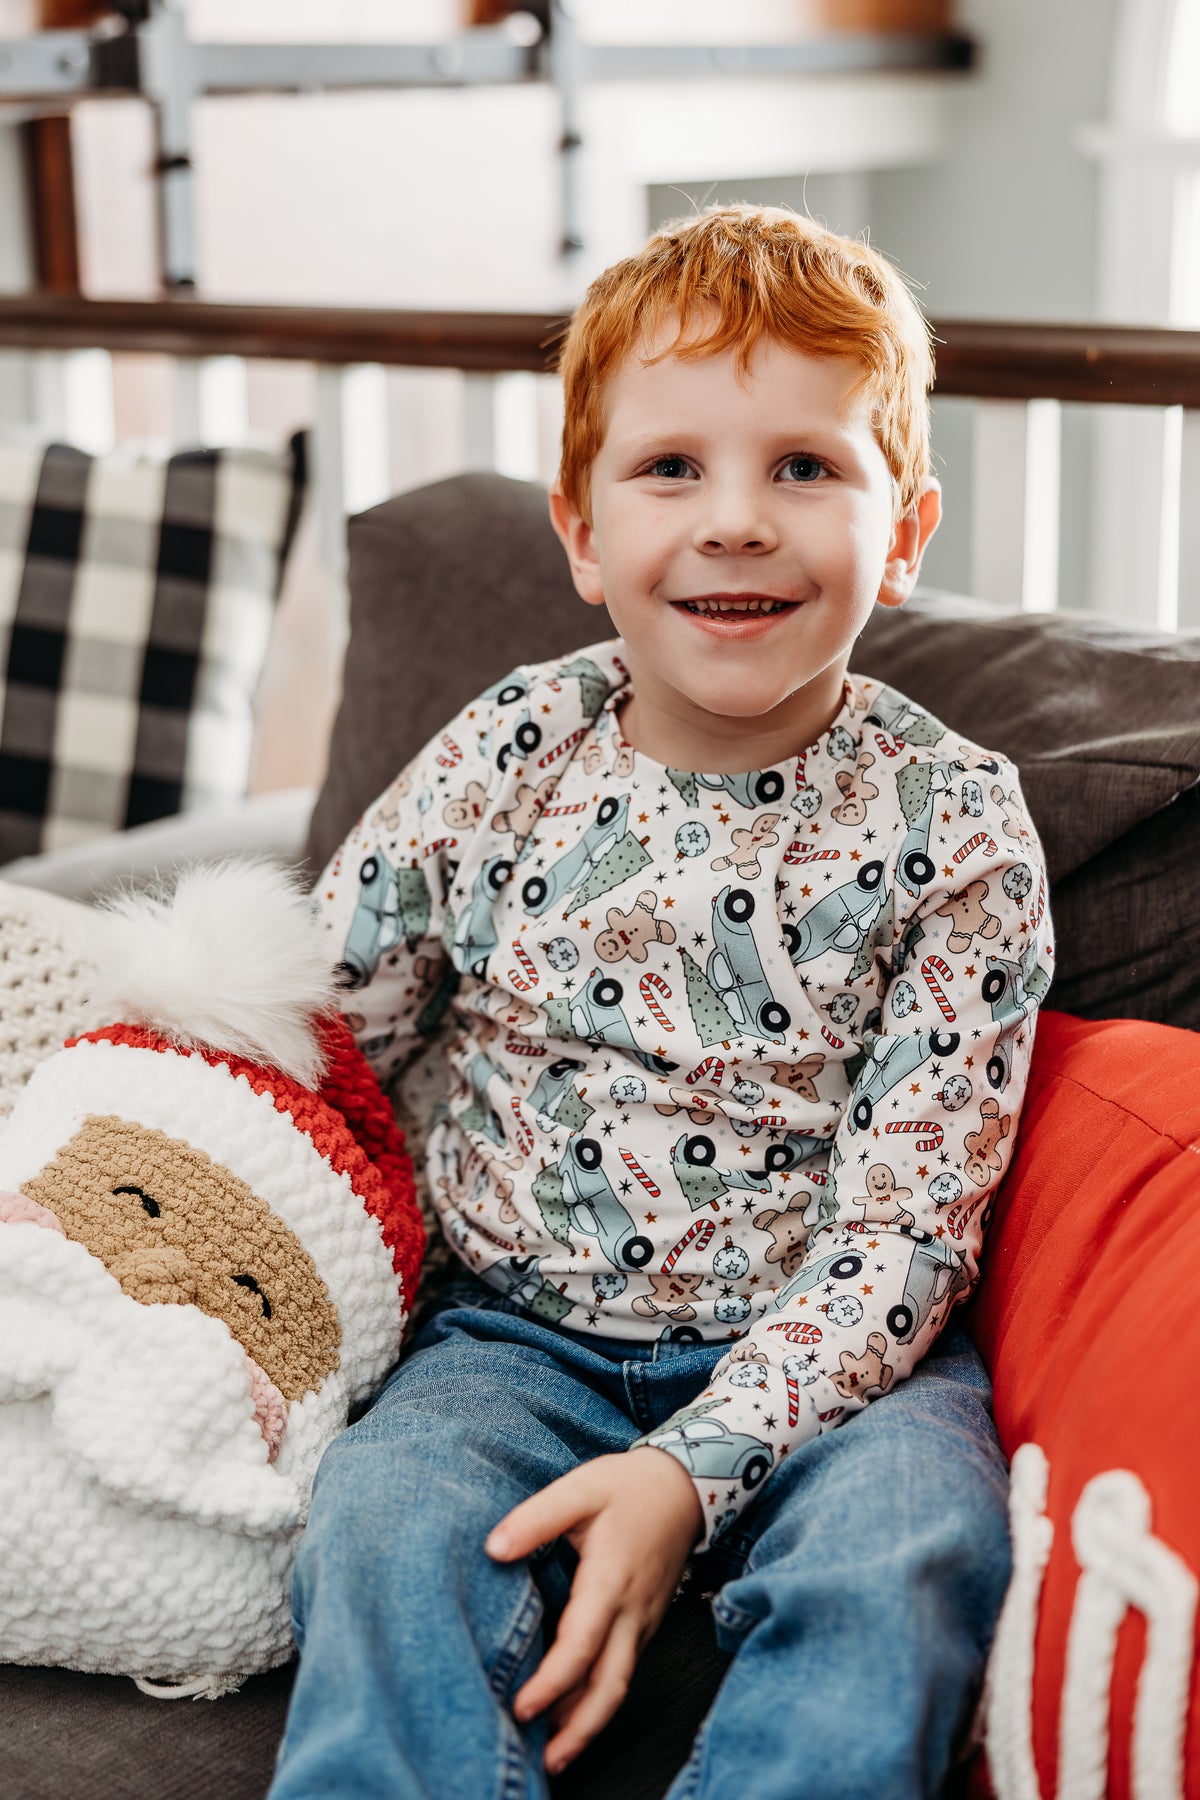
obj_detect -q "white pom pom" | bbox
[87,860,339,1088]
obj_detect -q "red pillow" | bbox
[966,1010,1200,1800]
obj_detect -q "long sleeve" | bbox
[314,686,507,1082]
[638,760,1052,1549]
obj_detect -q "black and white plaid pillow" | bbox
[0,432,306,863]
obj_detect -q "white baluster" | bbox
[174,356,249,448]
[462,372,499,472]
[31,349,116,453]
[311,363,392,600]
[338,364,391,517]
[1174,407,1200,630]
[970,399,1061,614]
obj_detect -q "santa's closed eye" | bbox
[233,1272,273,1320]
[113,1183,160,1218]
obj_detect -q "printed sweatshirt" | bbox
[316,639,1053,1547]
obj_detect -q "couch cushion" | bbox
[853,593,1200,884]
[0,433,306,863]
[305,472,590,874]
[967,1009,1200,1800]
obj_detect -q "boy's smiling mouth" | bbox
[674,593,798,625]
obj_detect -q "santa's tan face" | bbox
[21,1114,341,1401]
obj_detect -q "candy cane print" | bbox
[620,1148,661,1200]
[781,1355,807,1427]
[874,731,903,758]
[952,832,998,865]
[661,1217,715,1274]
[821,1025,845,1049]
[750,1113,788,1129]
[785,846,841,868]
[946,1188,987,1241]
[435,733,462,768]
[540,800,587,819]
[767,1319,823,1345]
[1031,869,1046,930]
[537,727,587,769]
[509,1098,534,1156]
[505,1036,546,1058]
[920,954,957,1022]
[639,972,674,1031]
[884,1119,944,1154]
[687,1056,725,1088]
[510,940,539,989]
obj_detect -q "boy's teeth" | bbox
[683,598,787,616]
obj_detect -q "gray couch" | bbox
[3,474,1198,1800]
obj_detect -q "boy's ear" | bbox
[876,478,942,611]
[549,487,607,609]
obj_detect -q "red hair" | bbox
[556,204,935,525]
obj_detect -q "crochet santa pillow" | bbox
[0,861,423,1695]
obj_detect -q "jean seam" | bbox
[623,1361,655,1433]
[498,1718,535,1800]
[489,1583,544,1704]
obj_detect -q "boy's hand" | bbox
[485,1447,703,1775]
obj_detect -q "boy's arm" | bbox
[638,764,1053,1550]
[313,689,503,1078]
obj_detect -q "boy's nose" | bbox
[693,490,778,556]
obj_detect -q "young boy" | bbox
[271,206,1052,1800]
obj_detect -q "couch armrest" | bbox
[0,789,315,903]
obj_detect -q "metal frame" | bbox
[0,2,974,284]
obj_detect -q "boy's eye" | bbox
[645,455,694,480]
[779,455,827,483]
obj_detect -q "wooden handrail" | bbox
[1,297,1200,404]
[0,297,565,374]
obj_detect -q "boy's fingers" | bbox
[544,1620,640,1773]
[486,1472,593,1562]
[512,1580,615,1720]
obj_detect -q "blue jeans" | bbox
[269,1279,1010,1800]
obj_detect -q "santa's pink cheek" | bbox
[0,1192,66,1233]
[245,1357,288,1462]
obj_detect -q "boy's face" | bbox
[551,329,941,768]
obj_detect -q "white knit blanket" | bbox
[0,881,97,1116]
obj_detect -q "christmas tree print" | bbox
[563,832,653,916]
[895,760,934,826]
[557,656,609,720]
[395,866,432,947]
[667,769,698,807]
[542,995,574,1041]
[678,948,739,1047]
[532,1162,576,1251]
[671,1141,730,1212]
[554,1085,595,1133]
[848,889,891,984]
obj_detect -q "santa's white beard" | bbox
[0,1222,349,1685]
